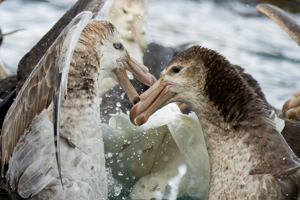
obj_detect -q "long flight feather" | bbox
[52,11,93,188]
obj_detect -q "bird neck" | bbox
[191,66,296,163]
[66,37,101,101]
[58,48,101,150]
[193,102,299,197]
[179,46,299,196]
[191,79,300,192]
[188,46,299,183]
[58,59,101,154]
[56,40,102,148]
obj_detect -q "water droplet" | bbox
[120,92,125,100]
[128,73,133,80]
[114,185,122,196]
[118,172,123,176]
[106,152,114,158]
[163,156,169,161]
[116,102,121,107]
[137,149,143,155]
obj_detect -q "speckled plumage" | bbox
[131,45,300,199]
[170,46,300,199]
[0,11,154,199]
[2,16,112,199]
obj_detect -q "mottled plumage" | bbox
[0,11,155,199]
[0,0,108,138]
[130,45,300,199]
[1,12,94,178]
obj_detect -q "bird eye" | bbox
[113,43,123,50]
[171,66,182,74]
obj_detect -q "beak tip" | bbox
[282,99,291,113]
[129,104,148,126]
[136,115,147,126]
[129,105,138,125]
[144,74,157,86]
[133,97,140,105]
[150,76,157,85]
[287,110,297,119]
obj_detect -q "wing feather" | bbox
[256,3,300,46]
[0,11,93,179]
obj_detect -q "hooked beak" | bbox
[116,68,140,104]
[116,51,156,104]
[130,77,175,126]
[118,50,156,86]
[282,90,300,119]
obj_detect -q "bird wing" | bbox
[0,11,93,179]
[8,111,98,199]
[256,3,300,46]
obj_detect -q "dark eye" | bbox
[171,66,182,74]
[113,43,123,50]
[122,8,128,14]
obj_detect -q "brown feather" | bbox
[164,45,300,198]
[0,13,93,176]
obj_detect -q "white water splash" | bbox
[166,164,187,200]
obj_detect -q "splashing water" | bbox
[167,164,187,200]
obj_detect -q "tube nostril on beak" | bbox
[133,96,140,104]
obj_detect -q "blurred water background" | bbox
[0,0,300,199]
[0,0,300,109]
